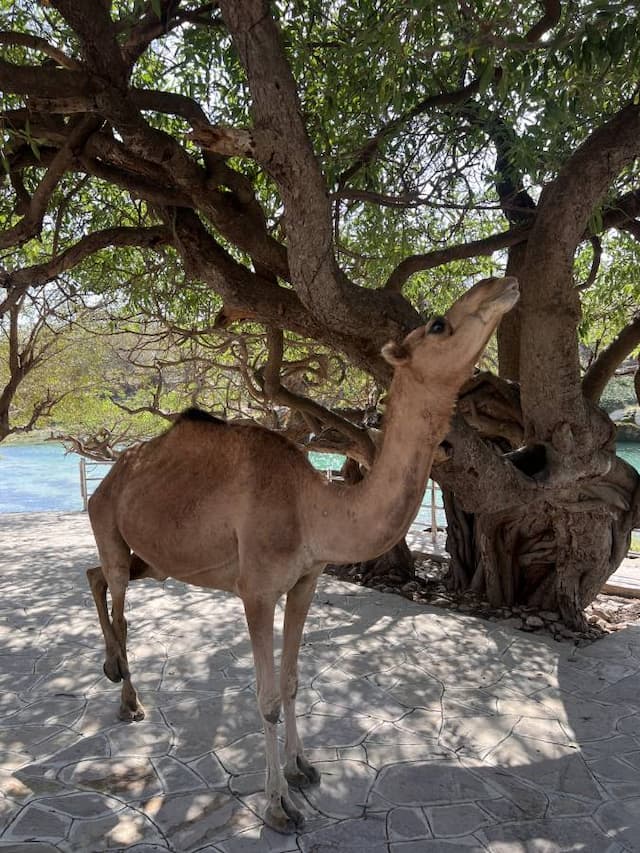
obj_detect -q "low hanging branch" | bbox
[262,326,375,467]
[582,314,640,404]
[575,235,602,292]
[383,227,529,293]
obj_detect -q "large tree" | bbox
[1,0,640,625]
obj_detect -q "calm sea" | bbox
[0,441,639,515]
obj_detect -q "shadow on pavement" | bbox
[0,512,638,852]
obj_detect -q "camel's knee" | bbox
[87,566,106,592]
[258,692,281,725]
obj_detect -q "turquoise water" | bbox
[1,442,639,514]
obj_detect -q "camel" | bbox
[86,275,519,833]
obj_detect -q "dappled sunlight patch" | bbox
[66,805,165,850]
[218,732,273,775]
[477,816,618,851]
[61,756,162,800]
[301,758,376,820]
[148,789,260,849]
[438,714,520,758]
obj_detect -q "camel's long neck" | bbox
[310,371,458,564]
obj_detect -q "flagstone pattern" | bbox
[0,512,638,852]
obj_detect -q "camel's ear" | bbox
[381,340,409,366]
[381,325,426,367]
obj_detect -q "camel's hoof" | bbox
[284,757,321,788]
[119,703,145,723]
[264,796,304,834]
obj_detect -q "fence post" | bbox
[430,479,438,547]
[79,458,87,512]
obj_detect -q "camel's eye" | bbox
[428,316,447,335]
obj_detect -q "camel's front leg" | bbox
[86,565,144,722]
[243,594,304,834]
[281,573,321,788]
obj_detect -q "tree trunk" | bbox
[442,442,639,629]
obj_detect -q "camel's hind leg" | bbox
[86,554,145,722]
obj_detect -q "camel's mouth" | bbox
[476,276,519,321]
[490,276,519,309]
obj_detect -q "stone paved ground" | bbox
[0,512,639,853]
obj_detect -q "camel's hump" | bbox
[176,407,226,425]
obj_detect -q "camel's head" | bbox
[382,276,519,382]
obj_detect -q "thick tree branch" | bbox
[218,0,419,341]
[0,116,101,250]
[582,314,640,404]
[337,76,488,188]
[0,31,80,69]
[0,59,93,99]
[0,225,172,317]
[50,0,128,85]
[519,101,640,442]
[524,0,562,43]
[384,227,529,292]
[262,327,375,466]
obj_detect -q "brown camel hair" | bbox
[86,275,519,833]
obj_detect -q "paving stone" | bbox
[475,767,547,818]
[107,722,172,758]
[594,797,640,849]
[60,756,163,801]
[301,759,376,819]
[438,714,519,756]
[575,734,638,760]
[622,749,640,769]
[217,824,302,852]
[546,792,599,817]
[35,733,110,768]
[387,806,431,840]
[392,708,443,739]
[145,790,260,849]
[299,813,388,852]
[65,805,166,850]
[365,741,448,769]
[163,696,262,759]
[479,796,525,821]
[189,751,229,788]
[5,804,70,841]
[217,732,271,775]
[37,791,124,818]
[535,690,623,741]
[300,711,373,749]
[389,839,485,852]
[376,663,444,710]
[478,816,626,852]
[427,802,493,837]
[228,770,265,797]
[440,688,499,717]
[512,716,576,745]
[374,761,490,806]
[618,713,640,738]
[314,678,408,722]
[495,751,601,801]
[0,845,61,852]
[3,513,640,852]
[587,755,640,783]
